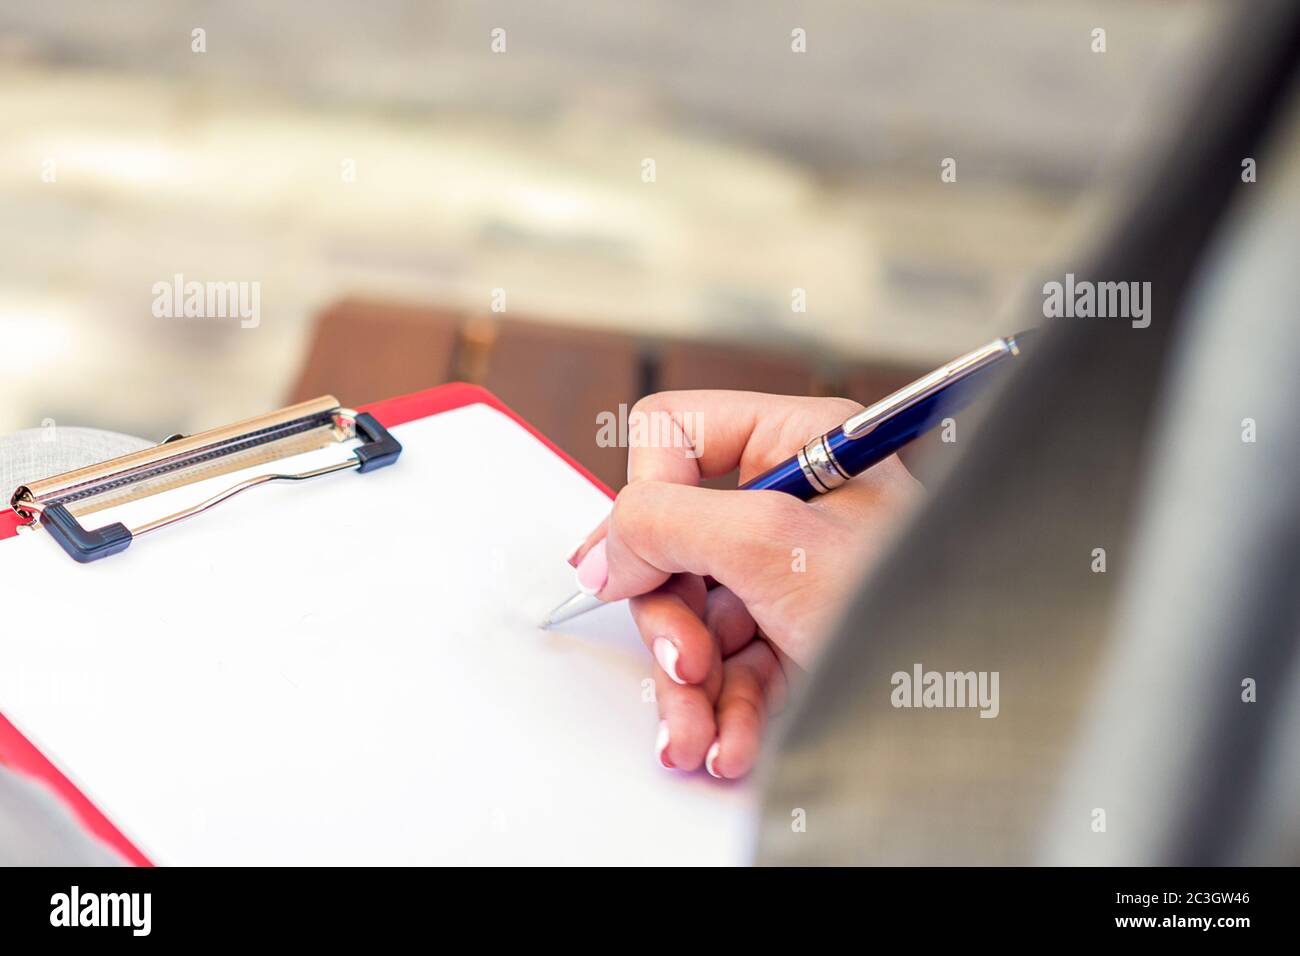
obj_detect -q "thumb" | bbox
[583,480,813,602]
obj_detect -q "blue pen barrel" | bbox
[738,453,819,498]
[740,371,987,500]
[828,371,982,473]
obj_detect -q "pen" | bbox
[541,331,1033,627]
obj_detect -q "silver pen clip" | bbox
[841,336,1020,440]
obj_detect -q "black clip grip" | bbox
[41,504,133,564]
[353,412,402,472]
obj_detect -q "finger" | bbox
[597,480,814,602]
[706,639,786,780]
[625,391,864,486]
[629,575,712,684]
[704,586,756,658]
[762,634,800,692]
[653,638,722,771]
[571,392,863,570]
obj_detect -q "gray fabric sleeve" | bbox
[1042,92,1300,865]
[756,4,1300,865]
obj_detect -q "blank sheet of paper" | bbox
[0,402,755,864]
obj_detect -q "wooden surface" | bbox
[289,299,927,491]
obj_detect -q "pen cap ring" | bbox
[797,433,850,494]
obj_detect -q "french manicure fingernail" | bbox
[575,539,608,595]
[656,720,674,769]
[705,740,722,779]
[653,637,685,684]
[566,538,588,567]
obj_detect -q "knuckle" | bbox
[725,694,764,732]
[613,477,658,513]
[822,396,865,419]
[629,392,676,418]
[610,480,667,538]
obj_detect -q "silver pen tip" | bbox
[539,590,603,629]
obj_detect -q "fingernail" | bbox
[653,637,686,684]
[705,740,722,779]
[575,538,607,595]
[655,720,674,769]
[566,538,588,567]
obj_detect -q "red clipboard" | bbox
[0,383,612,866]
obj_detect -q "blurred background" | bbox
[0,0,1223,488]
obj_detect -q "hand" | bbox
[568,391,922,778]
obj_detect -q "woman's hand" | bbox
[568,391,922,778]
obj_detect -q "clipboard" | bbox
[0,384,754,865]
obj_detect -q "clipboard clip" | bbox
[9,396,402,563]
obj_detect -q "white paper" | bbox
[0,403,755,864]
